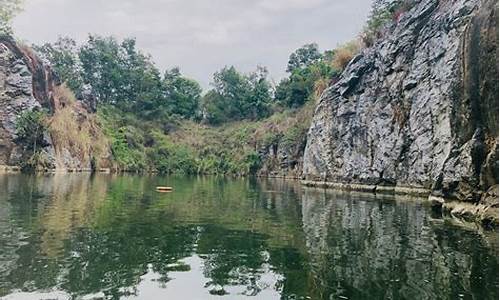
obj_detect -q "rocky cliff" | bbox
[303,0,498,217]
[0,35,110,171]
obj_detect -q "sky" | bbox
[13,0,372,88]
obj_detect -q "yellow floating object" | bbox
[156,186,173,192]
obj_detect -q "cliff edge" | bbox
[0,35,110,171]
[303,0,498,224]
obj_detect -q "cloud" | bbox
[13,0,372,88]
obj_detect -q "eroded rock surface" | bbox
[303,0,498,210]
[0,35,109,170]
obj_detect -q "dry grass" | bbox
[331,40,361,71]
[49,85,110,169]
[313,77,331,102]
[53,83,77,108]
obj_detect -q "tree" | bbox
[202,66,273,124]
[34,37,84,92]
[0,0,23,34]
[15,108,48,153]
[246,66,272,119]
[201,90,229,125]
[78,35,166,117]
[164,67,202,119]
[78,35,125,104]
[286,43,322,73]
[277,59,336,108]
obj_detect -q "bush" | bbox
[14,108,50,171]
[15,108,49,152]
[361,0,416,47]
[331,41,361,71]
[148,139,197,175]
[282,124,307,148]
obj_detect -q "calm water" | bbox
[0,174,497,300]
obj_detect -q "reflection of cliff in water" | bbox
[0,175,497,299]
[301,188,499,300]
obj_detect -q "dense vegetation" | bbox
[31,35,347,174]
[0,0,22,34]
[8,0,412,174]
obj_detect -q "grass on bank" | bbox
[97,102,315,175]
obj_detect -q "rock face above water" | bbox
[303,0,498,204]
[0,35,109,170]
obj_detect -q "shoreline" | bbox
[1,166,497,229]
[300,180,499,230]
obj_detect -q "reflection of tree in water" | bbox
[301,189,499,300]
[60,225,198,299]
[1,174,497,300]
[0,175,311,299]
[196,225,268,295]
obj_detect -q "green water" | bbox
[0,174,497,300]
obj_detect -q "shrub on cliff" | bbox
[14,108,50,170]
[331,41,361,71]
[15,109,48,153]
[361,0,416,47]
[276,45,338,108]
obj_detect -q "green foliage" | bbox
[276,58,337,108]
[79,36,165,116]
[0,0,22,34]
[282,124,308,148]
[109,126,147,172]
[147,133,197,174]
[15,109,48,152]
[34,37,84,92]
[201,90,231,125]
[14,109,50,171]
[202,66,272,124]
[37,35,202,122]
[164,67,202,119]
[286,43,322,73]
[97,102,313,176]
[361,0,415,47]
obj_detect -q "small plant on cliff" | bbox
[331,41,361,71]
[15,109,49,170]
[15,109,48,152]
[361,0,416,47]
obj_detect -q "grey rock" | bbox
[303,0,498,204]
[0,35,101,171]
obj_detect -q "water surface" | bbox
[0,174,497,299]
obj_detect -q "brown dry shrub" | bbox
[331,41,361,71]
[49,85,109,168]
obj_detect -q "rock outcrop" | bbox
[303,0,498,218]
[257,135,306,179]
[0,35,110,171]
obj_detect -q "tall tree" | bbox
[202,66,272,124]
[286,43,322,73]
[78,35,166,117]
[164,67,202,119]
[0,0,23,34]
[34,37,84,92]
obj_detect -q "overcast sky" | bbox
[13,0,372,88]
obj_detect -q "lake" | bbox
[0,174,498,300]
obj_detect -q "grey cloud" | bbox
[13,0,372,88]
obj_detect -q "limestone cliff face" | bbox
[303,0,498,203]
[0,35,109,170]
